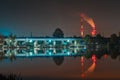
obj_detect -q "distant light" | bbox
[9,39,12,42]
[30,52,33,56]
[67,40,70,42]
[67,52,70,55]
[74,41,77,45]
[49,52,52,55]
[53,41,56,45]
[29,40,33,43]
[48,40,52,43]
[53,49,56,54]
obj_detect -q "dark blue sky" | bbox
[0,0,120,37]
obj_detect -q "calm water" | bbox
[0,53,120,80]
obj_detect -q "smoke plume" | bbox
[80,13,96,29]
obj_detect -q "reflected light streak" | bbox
[81,55,96,78]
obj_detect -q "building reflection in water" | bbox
[1,47,86,58]
[53,56,64,66]
[0,46,120,79]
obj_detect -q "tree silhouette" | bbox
[109,34,119,51]
[53,28,64,38]
[110,34,118,45]
[53,57,64,66]
[96,34,103,43]
[0,73,22,80]
[84,34,92,43]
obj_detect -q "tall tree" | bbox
[109,33,118,47]
[96,34,103,44]
[84,34,92,43]
[53,28,64,38]
[110,34,118,43]
[53,57,64,66]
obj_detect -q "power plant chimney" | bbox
[80,18,84,37]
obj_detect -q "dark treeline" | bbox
[0,73,22,80]
[84,33,120,60]
[0,28,120,38]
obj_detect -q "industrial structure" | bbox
[0,38,86,57]
[80,13,96,37]
[0,13,98,58]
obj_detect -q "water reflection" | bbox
[53,57,64,66]
[0,47,120,79]
[81,55,96,78]
[1,47,86,58]
[0,47,120,61]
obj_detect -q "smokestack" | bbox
[80,13,96,36]
[80,18,84,37]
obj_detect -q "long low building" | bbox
[4,37,86,48]
[1,37,87,57]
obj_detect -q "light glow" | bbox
[80,13,96,36]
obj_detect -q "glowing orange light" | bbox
[80,13,96,28]
[80,13,96,37]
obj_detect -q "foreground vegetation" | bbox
[0,73,22,80]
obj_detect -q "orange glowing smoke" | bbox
[80,13,96,28]
[80,13,96,36]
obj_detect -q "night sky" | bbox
[0,1,120,79]
[0,0,120,37]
